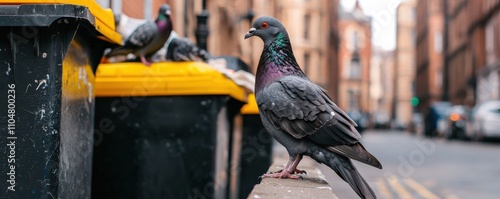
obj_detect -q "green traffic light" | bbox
[411,97,419,106]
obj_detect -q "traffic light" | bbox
[411,97,419,106]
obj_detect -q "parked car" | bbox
[468,100,500,141]
[445,105,469,140]
[372,110,390,129]
[424,101,451,137]
[347,110,369,133]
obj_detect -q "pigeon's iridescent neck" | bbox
[255,33,305,92]
[156,17,171,34]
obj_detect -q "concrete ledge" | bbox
[247,154,339,199]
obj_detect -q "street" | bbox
[319,130,500,199]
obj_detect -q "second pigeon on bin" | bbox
[106,4,173,66]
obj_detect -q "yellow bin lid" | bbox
[240,94,259,114]
[95,62,247,102]
[0,0,122,44]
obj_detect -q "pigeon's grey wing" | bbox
[257,76,361,143]
[123,22,157,49]
[257,76,381,168]
[106,22,156,58]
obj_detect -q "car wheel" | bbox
[446,129,455,140]
[473,126,484,142]
[456,129,467,141]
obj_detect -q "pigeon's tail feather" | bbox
[327,143,382,169]
[309,147,377,199]
[335,161,376,199]
[105,47,134,58]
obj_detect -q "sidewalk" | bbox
[247,144,339,199]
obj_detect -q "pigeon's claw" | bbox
[140,56,152,66]
[292,169,307,175]
[261,170,302,179]
[271,168,307,175]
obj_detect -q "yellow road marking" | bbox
[387,175,414,199]
[403,178,441,199]
[376,178,393,199]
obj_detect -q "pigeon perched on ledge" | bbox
[105,4,173,66]
[245,16,382,199]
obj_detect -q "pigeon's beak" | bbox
[245,28,256,39]
[165,10,171,16]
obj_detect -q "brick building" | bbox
[97,0,339,94]
[467,0,500,105]
[443,0,500,106]
[371,47,394,127]
[444,0,474,105]
[415,0,444,115]
[394,0,417,128]
[337,1,371,113]
[272,0,333,88]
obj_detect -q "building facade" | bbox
[326,0,340,100]
[444,0,474,106]
[102,0,338,92]
[442,0,500,106]
[371,47,394,128]
[415,0,444,115]
[467,0,500,105]
[394,0,417,128]
[272,0,332,88]
[337,1,371,114]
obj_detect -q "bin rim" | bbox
[95,61,248,102]
[0,0,121,44]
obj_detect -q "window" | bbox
[303,52,310,75]
[436,68,442,89]
[410,30,416,47]
[410,7,416,20]
[350,57,361,79]
[434,31,442,53]
[486,20,495,64]
[348,90,359,111]
[353,31,359,49]
[304,13,311,40]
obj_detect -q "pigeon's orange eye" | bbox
[261,22,269,29]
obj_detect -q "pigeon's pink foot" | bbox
[261,169,302,179]
[140,56,152,66]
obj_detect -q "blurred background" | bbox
[95,0,500,140]
[93,0,500,198]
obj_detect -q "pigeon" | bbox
[164,31,211,62]
[245,16,382,199]
[106,4,173,66]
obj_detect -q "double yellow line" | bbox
[376,175,453,199]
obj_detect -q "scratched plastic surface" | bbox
[0,3,117,199]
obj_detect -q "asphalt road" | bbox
[318,130,500,199]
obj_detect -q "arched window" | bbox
[349,52,361,79]
[304,13,311,40]
[348,89,359,111]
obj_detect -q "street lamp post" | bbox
[195,0,209,51]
